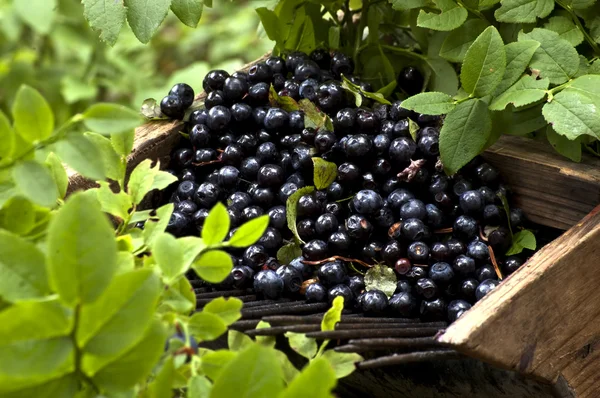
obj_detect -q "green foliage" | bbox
[364,264,398,298]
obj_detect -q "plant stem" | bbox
[547,79,573,101]
[380,44,428,61]
[556,0,600,57]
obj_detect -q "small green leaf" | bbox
[255,320,276,347]
[0,196,35,236]
[159,276,195,313]
[142,203,173,248]
[200,350,238,380]
[275,350,301,384]
[341,76,363,107]
[364,264,397,298]
[12,85,54,143]
[256,8,281,42]
[298,99,334,131]
[202,203,230,246]
[542,91,600,139]
[417,0,468,31]
[153,233,186,283]
[439,99,492,174]
[192,250,233,283]
[461,26,506,97]
[12,161,59,207]
[84,132,124,182]
[440,19,489,63]
[141,98,166,120]
[544,16,584,46]
[178,235,207,268]
[506,229,537,255]
[83,103,143,135]
[493,40,540,95]
[312,158,338,190]
[377,80,398,98]
[45,153,68,199]
[392,0,429,10]
[147,356,175,398]
[188,375,212,398]
[227,215,270,248]
[321,350,363,379]
[490,76,549,110]
[546,126,582,162]
[425,56,459,95]
[495,0,554,23]
[408,118,420,141]
[321,296,344,331]
[210,345,284,398]
[171,0,204,28]
[111,130,135,157]
[269,86,301,112]
[124,0,171,43]
[285,332,318,359]
[0,299,73,343]
[55,133,106,181]
[286,186,316,243]
[401,92,456,115]
[127,159,178,204]
[0,110,15,162]
[94,181,132,220]
[228,330,253,352]
[203,297,243,326]
[328,26,340,49]
[277,242,302,265]
[189,312,228,341]
[14,0,56,34]
[82,0,127,46]
[280,357,337,398]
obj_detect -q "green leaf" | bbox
[124,0,171,43]
[275,349,301,384]
[210,345,284,398]
[495,0,554,23]
[546,126,582,162]
[92,320,167,393]
[192,249,233,283]
[147,354,176,397]
[461,26,506,97]
[78,269,161,375]
[269,86,301,112]
[255,320,276,347]
[171,0,204,28]
[280,357,336,398]
[440,19,489,63]
[506,229,537,255]
[0,299,73,343]
[159,276,195,313]
[14,0,56,34]
[377,80,398,98]
[490,76,549,110]
[153,233,186,283]
[84,132,124,182]
[341,76,364,107]
[568,0,596,8]
[178,235,207,268]
[321,351,363,379]
[286,186,316,243]
[47,192,117,305]
[409,118,420,141]
[440,99,492,174]
[392,0,429,10]
[544,16,584,46]
[493,40,540,95]
[0,110,15,162]
[188,375,213,398]
[328,26,340,49]
[111,130,135,157]
[203,297,243,326]
[277,242,302,265]
[83,103,143,135]
[298,99,334,131]
[312,158,338,190]
[82,0,127,46]
[55,133,105,180]
[2,374,78,398]
[202,202,230,245]
[401,92,456,115]
[321,296,344,331]
[228,330,253,352]
[12,161,59,207]
[519,28,580,85]
[256,8,281,42]
[189,311,228,341]
[227,215,270,248]
[296,17,316,53]
[364,264,397,298]
[200,350,238,380]
[542,91,600,139]
[127,159,178,204]
[567,74,600,106]
[12,85,54,143]
[94,181,132,220]
[425,56,460,95]
[142,202,173,248]
[417,0,468,31]
[0,196,35,235]
[284,332,317,359]
[45,153,68,199]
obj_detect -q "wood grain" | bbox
[437,205,600,397]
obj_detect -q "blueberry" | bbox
[356,109,380,134]
[295,60,321,81]
[248,62,273,84]
[420,298,447,320]
[206,105,231,131]
[221,143,244,166]
[395,280,412,294]
[288,110,304,132]
[345,214,373,241]
[394,258,412,275]
[338,162,361,184]
[475,279,499,301]
[504,256,523,274]
[326,182,344,201]
[430,242,449,262]
[389,101,412,121]
[361,290,388,315]
[400,199,427,221]
[373,207,396,229]
[194,148,215,163]
[429,262,455,285]
[286,51,309,72]
[247,83,270,106]
[177,180,198,201]
[483,204,503,225]
[447,238,466,258]
[314,131,337,153]
[334,108,356,132]
[223,77,248,102]
[266,56,286,75]
[243,245,269,269]
[347,275,365,297]
[389,292,417,316]
[231,266,254,288]
[452,179,472,197]
[189,109,208,126]
[178,168,195,182]
[254,269,284,299]
[236,134,258,155]
[389,137,416,164]
[429,174,450,195]
[169,83,194,108]
[453,254,476,275]
[372,158,392,176]
[291,145,313,171]
[194,183,220,208]
[425,204,444,228]
[418,134,439,157]
[276,265,303,293]
[217,166,239,188]
[373,103,390,120]
[302,239,328,260]
[240,157,260,180]
[256,142,279,164]
[203,69,229,92]
[392,120,410,138]
[192,209,209,229]
[160,95,185,119]
[309,48,331,69]
[242,206,264,222]
[175,200,198,216]
[264,108,289,131]
[345,134,372,157]
[301,127,317,145]
[460,278,478,300]
[305,282,327,302]
[510,208,525,228]
[460,190,484,215]
[287,172,305,187]
[328,231,351,253]
[325,202,343,218]
[315,213,339,237]
[317,81,345,113]
[476,264,497,282]
[205,90,226,109]
[415,278,438,299]
[167,211,190,236]
[407,241,429,263]
[397,66,424,95]
[330,52,354,77]
[401,218,430,241]
[453,215,478,240]
[328,284,354,305]
[267,206,286,229]
[258,227,282,250]
[257,164,284,187]
[373,134,391,155]
[279,182,299,203]
[488,227,511,253]
[317,261,348,286]
[447,299,472,322]
[475,163,499,185]
[382,240,402,266]
[281,79,301,100]
[352,190,384,215]
[387,189,415,210]
[289,256,311,278]
[362,241,383,262]
[467,240,489,262]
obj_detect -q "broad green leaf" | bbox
[401,92,456,115]
[0,196,35,235]
[82,0,127,46]
[2,374,78,398]
[542,91,600,139]
[142,203,174,248]
[328,26,340,49]
[228,330,253,352]
[495,0,554,23]
[0,230,50,302]
[55,133,105,180]
[0,299,73,343]
[461,26,506,97]
[171,0,204,28]
[296,17,316,53]
[493,40,540,95]
[202,202,230,245]
[85,132,124,182]
[364,264,397,298]
[147,354,176,397]
[544,16,584,46]
[417,0,468,31]
[519,28,580,84]
[440,99,492,174]
[128,159,178,204]
[425,56,459,95]
[47,192,117,305]
[78,269,161,375]
[275,349,300,384]
[284,332,317,359]
[61,76,98,104]
[14,0,56,34]
[94,181,132,220]
[203,297,243,326]
[312,158,338,190]
[12,161,59,207]
[189,312,228,341]
[280,357,336,398]
[277,242,302,265]
[440,19,489,63]
[115,251,135,274]
[322,296,344,331]
[210,345,284,398]
[178,235,207,269]
[506,229,537,255]
[83,103,143,135]
[159,276,195,313]
[567,0,595,8]
[200,350,238,380]
[321,351,363,379]
[124,0,171,43]
[154,233,186,282]
[568,75,600,107]
[188,375,212,398]
[546,126,582,162]
[392,0,429,9]
[255,320,276,347]
[192,249,233,283]
[12,85,54,143]
[490,76,549,110]
[111,130,135,157]
[92,320,167,393]
[45,153,68,199]
[0,110,15,162]
[256,8,281,42]
[286,186,316,243]
[298,99,334,131]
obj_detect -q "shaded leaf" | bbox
[286,186,316,243]
[364,264,397,298]
[189,312,228,341]
[12,85,54,143]
[461,26,506,97]
[506,229,537,255]
[285,332,317,359]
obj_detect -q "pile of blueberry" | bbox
[159,50,530,323]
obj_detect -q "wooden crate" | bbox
[67,57,600,397]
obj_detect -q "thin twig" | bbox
[488,245,503,280]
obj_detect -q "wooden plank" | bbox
[482,135,600,230]
[437,205,600,397]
